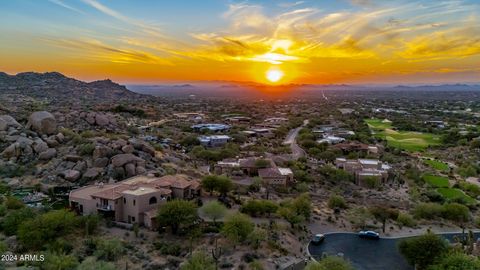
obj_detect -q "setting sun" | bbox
[266,69,284,83]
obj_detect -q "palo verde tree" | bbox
[157,199,197,234]
[221,213,255,245]
[201,175,233,196]
[199,200,227,225]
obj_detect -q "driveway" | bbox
[308,232,479,270]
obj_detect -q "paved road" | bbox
[308,232,479,270]
[283,120,309,160]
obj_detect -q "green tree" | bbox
[181,251,215,270]
[18,210,77,250]
[305,256,354,270]
[292,193,312,220]
[221,213,254,244]
[201,175,218,195]
[157,199,197,234]
[240,200,278,217]
[428,252,480,270]
[1,207,36,235]
[398,232,449,270]
[278,206,304,228]
[200,201,227,225]
[181,135,200,147]
[201,175,233,196]
[369,206,399,233]
[216,176,233,196]
[248,228,267,250]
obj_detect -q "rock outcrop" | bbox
[0,115,21,131]
[26,111,57,135]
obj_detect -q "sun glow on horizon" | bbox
[266,68,284,83]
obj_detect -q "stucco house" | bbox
[69,175,200,229]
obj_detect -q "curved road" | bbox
[283,119,309,160]
[308,232,479,270]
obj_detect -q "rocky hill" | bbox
[0,71,144,103]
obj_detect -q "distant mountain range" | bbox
[1,71,478,102]
[0,71,143,103]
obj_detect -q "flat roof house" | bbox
[335,158,391,186]
[258,167,294,186]
[198,135,232,147]
[69,175,200,229]
[191,123,231,132]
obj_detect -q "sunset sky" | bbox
[1,0,479,84]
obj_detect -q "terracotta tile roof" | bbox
[258,167,283,178]
[91,185,130,200]
[189,180,200,189]
[71,174,196,201]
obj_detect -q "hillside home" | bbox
[191,123,230,132]
[69,175,200,229]
[198,135,232,147]
[335,158,391,186]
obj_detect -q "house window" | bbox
[132,217,135,222]
[124,198,126,204]
[149,196,157,205]
[133,199,136,206]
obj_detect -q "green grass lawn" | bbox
[424,159,450,171]
[423,174,450,188]
[365,118,442,152]
[436,188,476,204]
[365,118,393,130]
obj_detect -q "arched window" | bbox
[149,196,157,205]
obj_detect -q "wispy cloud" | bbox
[40,37,171,64]
[48,0,84,14]
[32,0,480,82]
[81,0,164,37]
[278,1,305,8]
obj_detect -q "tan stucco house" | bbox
[69,174,200,229]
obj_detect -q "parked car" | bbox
[311,234,325,245]
[358,231,380,239]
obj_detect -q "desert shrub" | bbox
[154,241,182,256]
[4,196,24,210]
[413,203,443,219]
[241,200,278,217]
[94,238,124,261]
[364,176,381,189]
[397,213,417,227]
[1,207,36,235]
[328,194,347,209]
[0,164,27,178]
[77,143,95,155]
